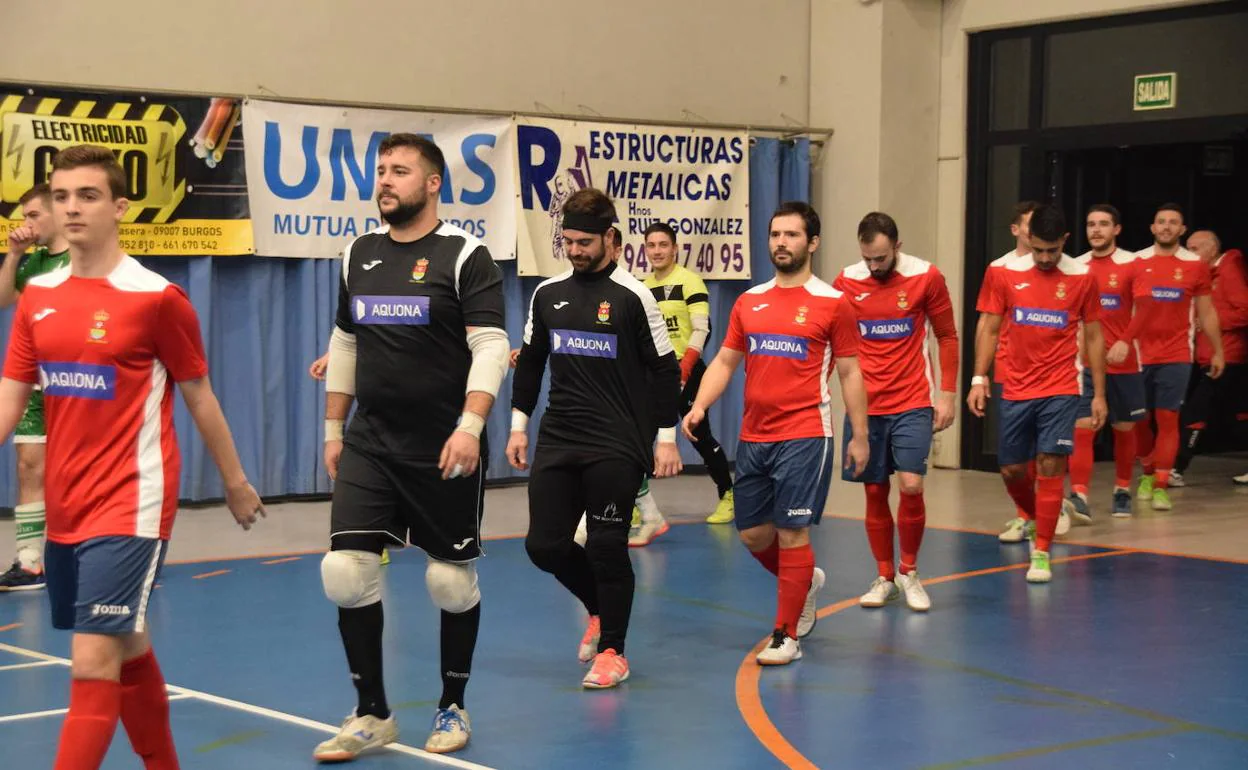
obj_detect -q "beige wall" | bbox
[3,0,811,127]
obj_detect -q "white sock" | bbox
[14,502,45,569]
[635,489,663,524]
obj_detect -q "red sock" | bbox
[54,679,122,770]
[749,535,779,576]
[120,650,179,769]
[1136,417,1156,474]
[1153,409,1180,488]
[897,491,925,574]
[863,482,895,580]
[1113,427,1136,489]
[1034,474,1064,553]
[1070,427,1095,495]
[1003,469,1036,520]
[776,544,815,638]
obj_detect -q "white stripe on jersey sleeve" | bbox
[439,222,489,299]
[745,279,776,295]
[802,276,844,298]
[341,226,389,284]
[135,359,167,539]
[26,265,71,289]
[106,256,170,293]
[523,270,572,345]
[609,268,675,356]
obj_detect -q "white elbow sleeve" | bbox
[326,326,357,396]
[466,327,510,398]
[689,314,710,353]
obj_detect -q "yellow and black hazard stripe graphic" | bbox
[0,94,187,223]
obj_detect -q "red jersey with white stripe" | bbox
[834,253,959,415]
[1197,249,1248,364]
[722,276,859,442]
[3,256,208,544]
[1072,249,1140,374]
[976,250,1025,384]
[982,254,1099,400]
[1131,246,1211,365]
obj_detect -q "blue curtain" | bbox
[0,137,809,505]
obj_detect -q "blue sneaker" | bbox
[424,705,470,754]
[1111,489,1133,518]
[1067,493,1092,525]
[0,560,45,592]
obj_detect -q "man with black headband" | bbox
[316,133,509,759]
[508,188,682,689]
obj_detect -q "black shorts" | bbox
[330,444,485,562]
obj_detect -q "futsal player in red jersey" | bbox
[968,204,1107,583]
[833,212,958,612]
[0,145,264,769]
[684,201,869,665]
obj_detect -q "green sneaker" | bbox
[706,490,734,524]
[1151,487,1172,511]
[1136,474,1154,501]
[1026,550,1051,583]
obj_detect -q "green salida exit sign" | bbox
[1134,72,1177,111]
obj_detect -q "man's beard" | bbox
[379,193,428,227]
[771,250,808,274]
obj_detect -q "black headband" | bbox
[561,211,614,235]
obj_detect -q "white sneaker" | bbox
[627,516,669,547]
[1168,471,1185,488]
[1234,472,1248,486]
[998,517,1033,543]
[796,567,825,637]
[574,514,588,547]
[756,629,802,666]
[1026,550,1052,584]
[313,710,399,762]
[859,576,899,608]
[895,571,930,612]
[425,705,470,754]
[1055,507,1072,536]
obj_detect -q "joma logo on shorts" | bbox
[786,508,812,517]
[91,604,131,616]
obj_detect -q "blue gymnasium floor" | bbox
[2,519,1247,769]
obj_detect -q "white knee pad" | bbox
[321,550,382,608]
[425,558,480,614]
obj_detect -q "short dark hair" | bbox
[379,133,445,177]
[1086,203,1121,227]
[857,211,899,243]
[643,222,677,245]
[769,201,820,239]
[1012,200,1041,225]
[1028,203,1067,242]
[51,145,127,199]
[563,188,618,223]
[1155,202,1185,223]
[18,183,51,207]
[609,228,621,248]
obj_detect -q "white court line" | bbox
[0,642,496,769]
[0,694,192,724]
[0,660,64,672]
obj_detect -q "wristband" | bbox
[657,427,677,443]
[511,410,529,432]
[456,411,485,439]
[325,419,344,442]
[971,375,988,387]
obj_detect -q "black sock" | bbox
[585,534,634,655]
[536,543,600,616]
[338,603,389,719]
[704,442,734,499]
[439,603,481,710]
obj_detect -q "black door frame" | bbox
[960,1,1248,472]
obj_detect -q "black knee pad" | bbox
[332,533,387,555]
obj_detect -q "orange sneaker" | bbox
[582,649,630,689]
[578,615,601,662]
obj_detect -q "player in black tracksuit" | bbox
[507,188,682,689]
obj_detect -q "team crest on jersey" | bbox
[1055,281,1067,300]
[1107,273,1119,289]
[410,258,429,283]
[1173,267,1183,281]
[597,301,612,324]
[88,310,110,344]
[794,305,809,325]
[896,290,909,310]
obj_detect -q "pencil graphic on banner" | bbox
[211,103,240,164]
[204,98,234,150]
[190,98,234,162]
[190,97,220,156]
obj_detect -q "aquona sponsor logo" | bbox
[38,362,116,400]
[747,333,807,359]
[551,329,618,359]
[858,317,915,340]
[352,295,431,325]
[1100,294,1122,310]
[1012,307,1068,329]
[1150,287,1183,302]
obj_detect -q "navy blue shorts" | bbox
[1142,363,1191,412]
[998,396,1081,467]
[734,437,835,530]
[1076,370,1147,423]
[45,536,168,634]
[841,408,933,483]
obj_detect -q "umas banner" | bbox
[514,118,750,279]
[0,85,252,255]
[243,99,517,259]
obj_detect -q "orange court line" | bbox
[192,570,231,580]
[261,557,302,565]
[735,548,1136,769]
[0,623,21,633]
